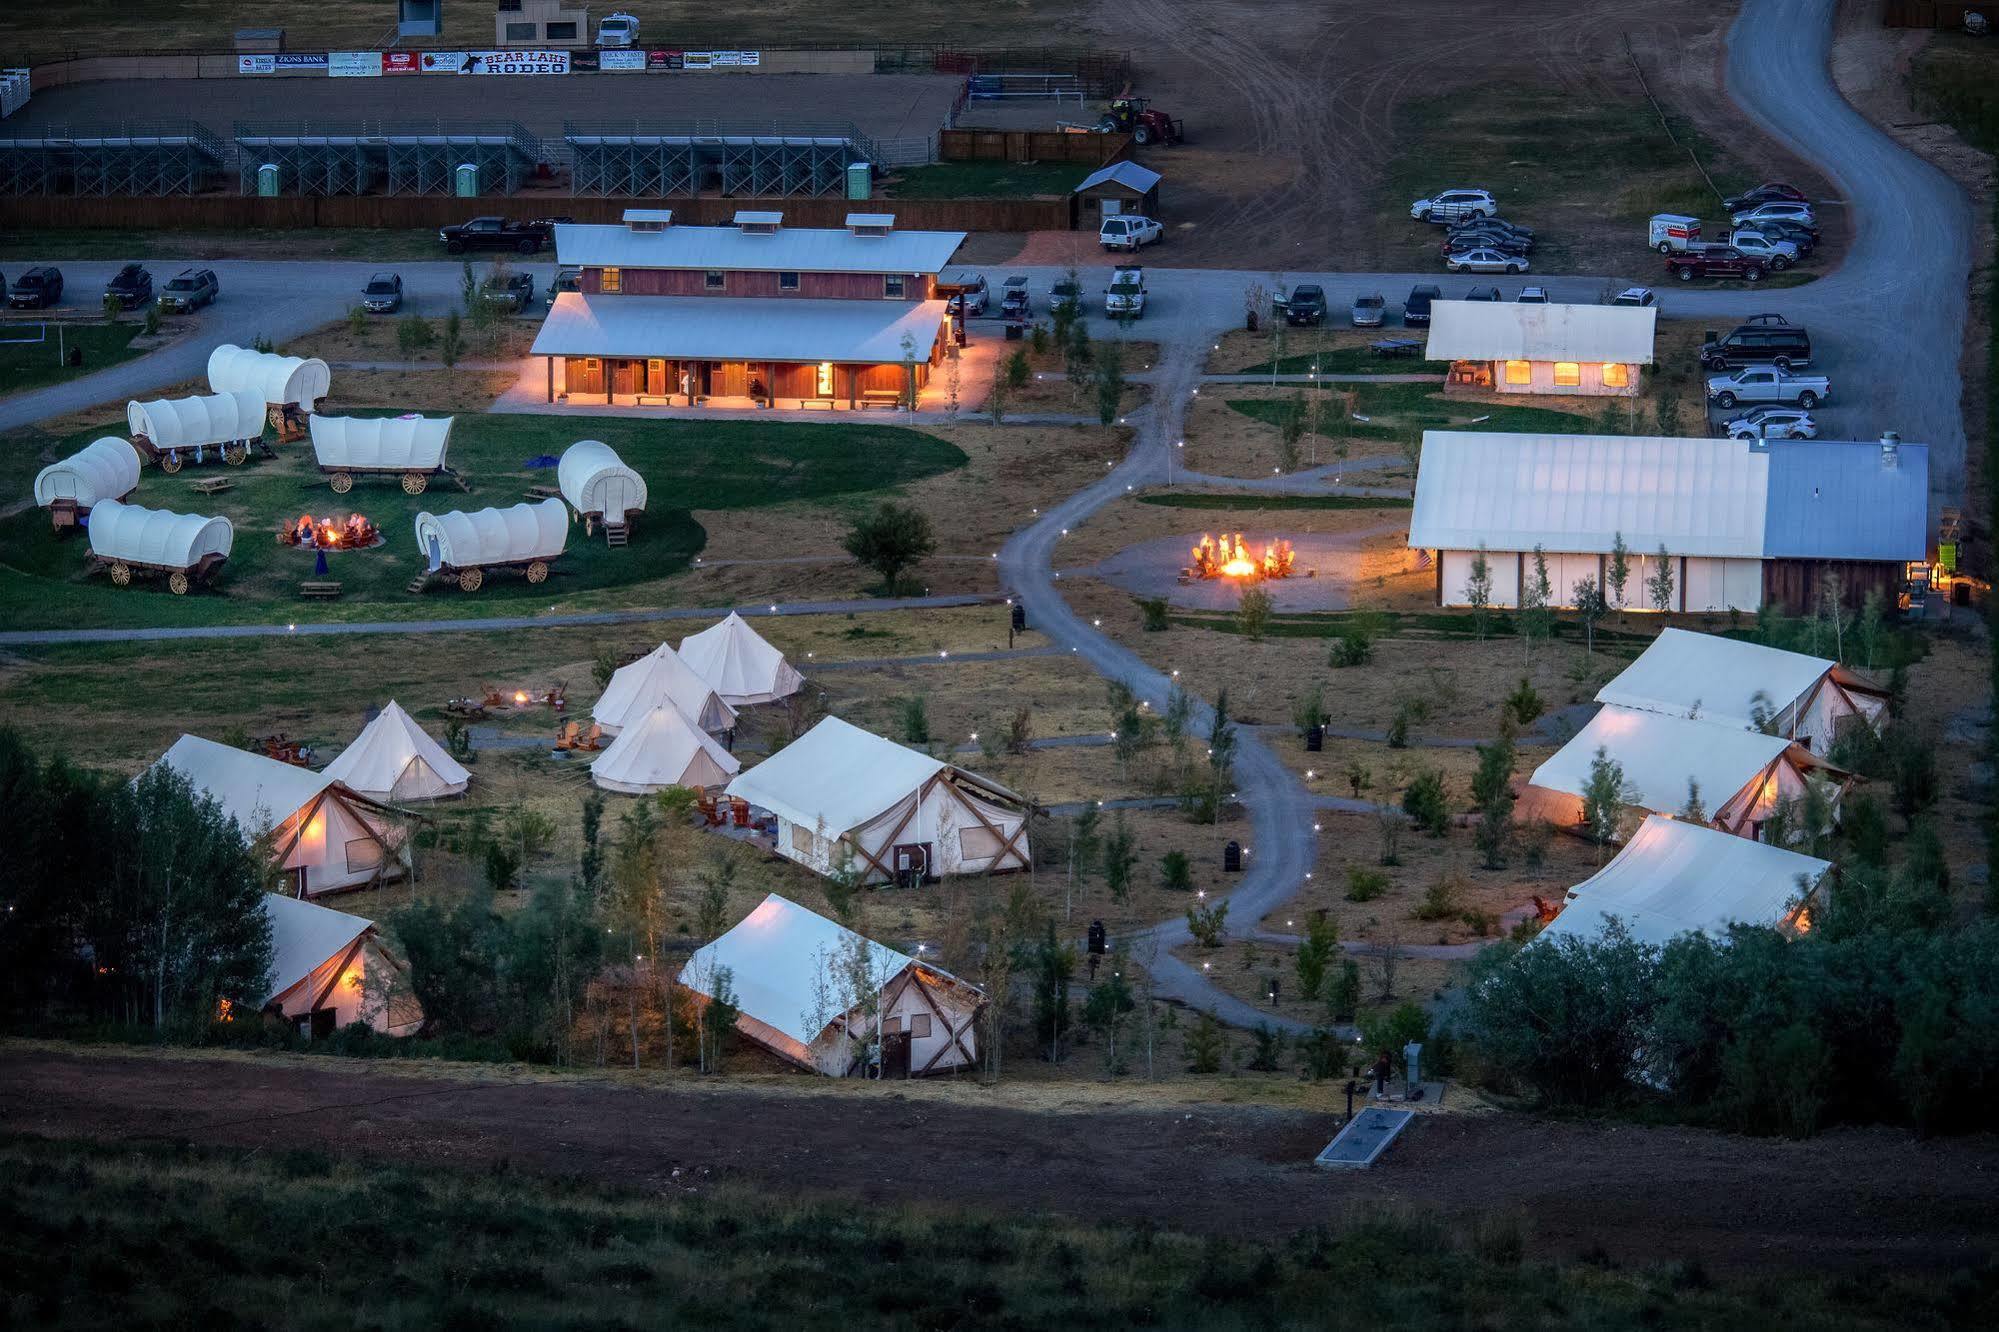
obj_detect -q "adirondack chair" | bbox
[554,720,582,751]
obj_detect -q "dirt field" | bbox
[6,1044,1995,1279]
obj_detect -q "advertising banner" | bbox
[382,50,420,75]
[466,49,571,75]
[237,54,275,74]
[419,51,468,73]
[328,52,382,77]
[276,53,329,70]
[599,50,647,70]
[647,49,683,69]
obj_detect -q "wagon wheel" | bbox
[160,451,183,474]
[402,471,429,495]
[330,471,354,494]
[223,442,249,466]
[109,561,131,586]
[525,560,549,585]
[168,570,190,596]
[458,567,484,593]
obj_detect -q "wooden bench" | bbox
[796,397,837,411]
[525,484,561,501]
[299,580,343,600]
[189,477,234,496]
[860,389,904,410]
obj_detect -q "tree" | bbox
[1580,746,1638,857]
[1679,779,1708,823]
[1184,1011,1226,1073]
[1236,585,1273,642]
[1295,910,1339,1000]
[1518,545,1552,662]
[1607,532,1632,624]
[1328,959,1362,1025]
[1083,970,1136,1074]
[578,789,606,894]
[1278,391,1306,473]
[1401,768,1449,836]
[1472,725,1517,869]
[898,695,931,745]
[1817,572,1850,663]
[459,259,478,311]
[1648,544,1676,615]
[1102,811,1138,903]
[984,374,1011,426]
[1207,688,1238,816]
[1293,683,1328,743]
[1185,897,1229,947]
[1093,338,1125,426]
[842,501,935,594]
[1032,924,1075,1062]
[1004,346,1031,390]
[1158,850,1193,892]
[1065,805,1101,921]
[1572,575,1607,656]
[1464,546,1494,639]
[439,310,464,372]
[1856,586,1887,670]
[973,881,1037,1081]
[396,314,433,358]
[698,966,740,1074]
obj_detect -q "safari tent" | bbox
[34,437,139,523]
[724,716,1030,884]
[679,893,983,1077]
[1595,628,1889,756]
[206,343,331,409]
[321,700,470,801]
[413,497,568,591]
[1539,814,1831,947]
[86,497,233,593]
[594,642,737,734]
[260,892,423,1037]
[557,438,648,529]
[309,413,454,494]
[126,389,267,469]
[590,705,741,795]
[1524,705,1848,843]
[678,611,805,708]
[151,734,409,897]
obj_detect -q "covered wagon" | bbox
[206,343,331,440]
[126,390,269,472]
[310,413,457,495]
[413,497,568,592]
[33,437,140,530]
[557,439,647,540]
[85,497,234,594]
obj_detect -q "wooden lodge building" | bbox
[531,209,966,410]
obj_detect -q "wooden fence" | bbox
[939,128,1131,166]
[1881,0,1982,27]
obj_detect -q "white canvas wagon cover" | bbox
[310,414,454,472]
[127,390,266,449]
[557,439,648,523]
[413,498,567,570]
[322,700,470,801]
[207,343,332,408]
[86,497,233,569]
[677,611,804,708]
[34,437,140,509]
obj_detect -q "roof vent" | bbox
[734,210,783,234]
[622,208,672,232]
[1880,431,1901,468]
[845,212,895,236]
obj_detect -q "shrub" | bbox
[1158,850,1193,892]
[1137,596,1170,632]
[1185,898,1229,947]
[142,302,161,336]
[1344,866,1388,902]
[1328,628,1373,668]
[1412,872,1463,922]
[1385,706,1411,749]
[1401,769,1450,836]
[1183,1011,1224,1073]
[1246,1023,1286,1072]
[484,842,521,891]
[1505,676,1544,726]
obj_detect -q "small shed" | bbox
[206,344,331,410]
[322,700,470,802]
[127,390,268,469]
[1425,300,1655,397]
[260,893,424,1038]
[310,414,454,493]
[1073,159,1161,222]
[34,437,140,524]
[557,438,648,530]
[594,642,737,734]
[677,611,804,707]
[591,705,741,795]
[413,498,568,591]
[86,498,233,593]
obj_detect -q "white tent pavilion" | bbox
[679,893,983,1076]
[207,343,331,409]
[414,498,568,590]
[557,438,648,528]
[86,497,234,592]
[590,705,741,794]
[1539,814,1831,947]
[322,700,470,801]
[310,414,454,493]
[150,735,408,897]
[1596,628,1889,755]
[260,892,423,1036]
[34,437,139,517]
[126,389,267,468]
[594,642,738,734]
[725,716,1030,883]
[678,611,805,707]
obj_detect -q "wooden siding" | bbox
[583,268,928,299]
[1761,559,1906,613]
[940,128,1133,165]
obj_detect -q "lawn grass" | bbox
[1140,492,1410,512]
[1227,383,1602,443]
[885,160,1090,199]
[0,414,965,630]
[0,320,142,395]
[1233,345,1443,376]
[0,1133,1985,1330]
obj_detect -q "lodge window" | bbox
[600,267,622,293]
[883,275,906,298]
[909,1013,933,1039]
[1504,360,1531,385]
[1553,361,1581,387]
[546,21,579,39]
[881,1016,902,1034]
[779,271,800,291]
[1602,361,1630,388]
[504,22,536,39]
[705,270,726,291]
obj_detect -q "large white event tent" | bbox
[677,611,805,707]
[206,343,331,409]
[34,437,139,515]
[679,893,983,1076]
[260,892,423,1036]
[1539,814,1831,948]
[590,705,741,794]
[557,439,648,527]
[594,642,737,734]
[322,700,470,801]
[724,716,1030,884]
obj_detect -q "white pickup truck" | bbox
[1705,365,1829,410]
[1105,266,1147,319]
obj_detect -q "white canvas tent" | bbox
[590,705,741,794]
[1596,628,1889,755]
[151,734,409,897]
[594,642,738,734]
[414,498,568,588]
[260,892,423,1036]
[557,439,648,527]
[1539,814,1830,947]
[207,343,331,408]
[322,700,470,801]
[87,498,233,591]
[34,437,139,513]
[310,414,454,490]
[725,716,1030,884]
[677,611,804,707]
[127,390,266,451]
[679,893,982,1076]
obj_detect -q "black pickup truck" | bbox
[438,215,570,255]
[1274,284,1327,326]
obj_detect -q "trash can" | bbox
[1223,840,1242,872]
[1087,920,1107,955]
[1306,724,1323,752]
[1011,601,1027,633]
[1004,323,1024,341]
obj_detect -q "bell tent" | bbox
[590,704,742,794]
[594,642,737,734]
[322,700,470,801]
[206,343,331,409]
[557,438,648,528]
[260,892,423,1037]
[34,437,140,519]
[678,611,805,707]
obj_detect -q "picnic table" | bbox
[189,477,235,496]
[1370,338,1423,359]
[298,580,343,600]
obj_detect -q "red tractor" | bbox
[1099,96,1185,146]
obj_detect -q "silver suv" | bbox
[1410,188,1497,224]
[157,268,218,312]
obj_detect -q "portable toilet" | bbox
[846,161,872,201]
[1647,213,1701,254]
[454,162,480,197]
[256,163,279,196]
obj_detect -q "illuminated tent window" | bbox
[1553,361,1581,387]
[1504,360,1532,385]
[1602,362,1630,388]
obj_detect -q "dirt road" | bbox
[4,1046,1993,1277]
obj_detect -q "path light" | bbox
[1172,669,1180,677]
[1306,769,1316,779]
[1305,872,1314,880]
[939,650,948,658]
[1197,889,1206,899]
[1093,618,1101,626]
[1313,823,1322,831]
[1287,919,1294,928]
[1203,961,1211,971]
[769,604,777,613]
[287,624,295,632]
[1110,730,1118,738]
[970,732,978,742]
[807,652,814,658]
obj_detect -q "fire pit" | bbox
[1190,532,1296,580]
[281,512,383,551]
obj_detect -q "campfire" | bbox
[283,513,381,550]
[1191,532,1296,580]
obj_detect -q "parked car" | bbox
[1099,214,1164,252]
[1701,321,1812,371]
[597,11,640,45]
[1104,266,1147,320]
[361,271,403,314]
[8,266,63,309]
[103,263,153,309]
[1410,188,1498,223]
[1442,229,1529,257]
[1000,274,1032,320]
[156,268,217,312]
[1049,278,1082,315]
[1450,215,1533,241]
[1351,292,1386,327]
[480,270,537,313]
[1516,286,1549,304]
[1445,247,1526,275]
[1751,217,1817,256]
[938,268,989,316]
[439,216,550,255]
[1403,284,1442,325]
[1722,181,1807,212]
[1724,406,1819,441]
[1648,213,1702,254]
[1276,285,1327,326]
[1610,286,1657,308]
[548,266,582,300]
[1730,201,1816,232]
[1724,230,1799,270]
[1705,365,1828,410]
[1465,285,1502,302]
[1665,245,1766,283]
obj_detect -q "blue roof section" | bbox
[1762,438,1929,561]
